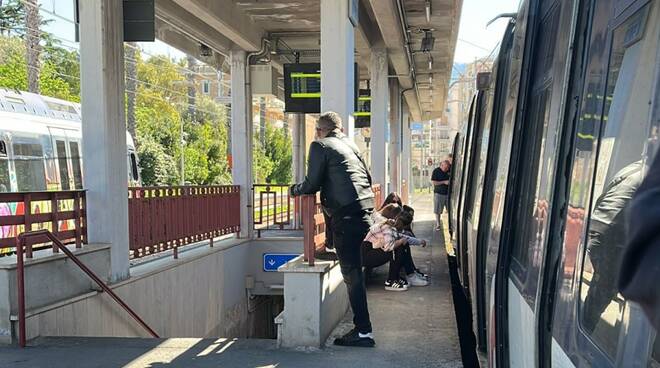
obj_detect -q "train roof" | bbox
[0,89,81,123]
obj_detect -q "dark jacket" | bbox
[291,131,374,215]
[619,154,660,331]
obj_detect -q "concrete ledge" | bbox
[277,255,348,348]
[0,243,111,270]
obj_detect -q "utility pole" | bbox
[180,117,185,185]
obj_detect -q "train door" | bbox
[502,0,578,366]
[50,129,71,191]
[48,127,82,190]
[549,1,660,366]
[464,88,490,350]
[448,132,460,238]
[457,96,477,287]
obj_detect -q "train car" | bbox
[0,89,140,193]
[448,0,660,366]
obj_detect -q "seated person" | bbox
[380,192,403,209]
[362,204,429,291]
[399,205,429,281]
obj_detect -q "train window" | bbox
[55,141,70,191]
[578,4,656,359]
[129,152,139,182]
[509,4,560,284]
[0,159,9,192]
[69,142,83,189]
[13,142,46,192]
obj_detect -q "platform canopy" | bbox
[154,0,461,122]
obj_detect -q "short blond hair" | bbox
[317,111,343,132]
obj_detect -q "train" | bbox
[0,89,140,193]
[448,0,659,366]
[0,89,140,254]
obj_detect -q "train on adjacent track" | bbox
[0,89,140,255]
[448,0,659,366]
[0,89,140,194]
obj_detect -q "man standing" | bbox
[431,160,451,230]
[290,112,376,347]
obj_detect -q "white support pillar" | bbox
[370,47,389,189]
[389,80,401,194]
[231,49,253,239]
[320,0,355,138]
[291,113,306,182]
[401,107,412,202]
[80,0,129,282]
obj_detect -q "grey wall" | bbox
[0,244,111,344]
[5,238,303,343]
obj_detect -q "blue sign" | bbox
[411,123,424,131]
[263,253,299,272]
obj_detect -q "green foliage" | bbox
[0,0,25,37]
[43,41,80,99]
[0,27,291,187]
[264,124,292,184]
[0,35,76,100]
[253,137,274,184]
[136,137,179,186]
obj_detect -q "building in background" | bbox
[446,57,494,137]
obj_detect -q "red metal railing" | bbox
[0,190,87,257]
[301,184,382,266]
[128,186,240,259]
[252,184,301,237]
[15,229,159,347]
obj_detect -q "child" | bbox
[364,205,427,252]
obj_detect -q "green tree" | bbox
[253,136,274,184]
[136,137,179,186]
[264,123,292,184]
[0,35,76,100]
[0,0,24,37]
[43,41,80,100]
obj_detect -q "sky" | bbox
[37,0,518,66]
[453,0,521,63]
[38,0,187,61]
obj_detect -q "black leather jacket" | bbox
[291,132,374,215]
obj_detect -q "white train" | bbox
[0,89,140,193]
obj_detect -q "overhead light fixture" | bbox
[425,0,432,23]
[428,57,433,70]
[420,30,435,52]
[429,74,434,85]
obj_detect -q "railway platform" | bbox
[0,194,463,368]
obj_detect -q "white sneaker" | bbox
[407,273,429,287]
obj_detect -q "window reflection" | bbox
[578,4,656,359]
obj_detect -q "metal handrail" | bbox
[15,229,159,347]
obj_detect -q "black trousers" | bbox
[362,243,416,280]
[332,210,373,334]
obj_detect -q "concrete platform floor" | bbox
[0,194,462,368]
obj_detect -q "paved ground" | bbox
[0,194,462,368]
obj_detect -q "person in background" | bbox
[431,160,451,230]
[290,111,376,348]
